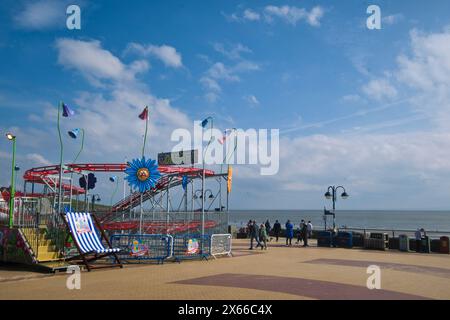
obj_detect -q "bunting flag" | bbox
[182,175,189,190]
[201,118,209,128]
[139,106,149,120]
[62,103,75,117]
[227,165,233,194]
[218,129,232,145]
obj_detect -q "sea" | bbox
[229,210,450,233]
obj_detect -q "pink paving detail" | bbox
[303,259,450,279]
[173,273,430,300]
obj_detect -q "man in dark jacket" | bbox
[273,220,281,242]
[301,221,309,247]
[265,220,272,241]
[249,220,262,250]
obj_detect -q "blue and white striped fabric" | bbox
[65,212,120,254]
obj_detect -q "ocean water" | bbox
[229,210,450,232]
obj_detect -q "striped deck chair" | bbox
[62,212,122,271]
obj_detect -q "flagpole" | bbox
[202,117,213,238]
[142,106,148,158]
[57,102,64,216]
[140,106,148,234]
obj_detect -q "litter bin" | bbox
[420,236,430,253]
[352,232,364,247]
[333,232,353,248]
[440,236,449,254]
[399,234,409,252]
[389,237,399,250]
[364,233,389,251]
[317,231,332,247]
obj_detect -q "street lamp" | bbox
[91,194,101,211]
[68,128,85,164]
[57,102,75,216]
[68,128,84,212]
[324,185,349,230]
[109,176,119,207]
[6,133,16,228]
[200,116,214,237]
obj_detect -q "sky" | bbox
[2,0,450,210]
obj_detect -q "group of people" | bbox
[284,219,313,247]
[247,219,313,249]
[247,220,271,250]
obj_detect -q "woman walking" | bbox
[259,223,268,250]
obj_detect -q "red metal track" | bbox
[21,163,215,197]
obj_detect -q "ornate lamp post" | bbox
[324,185,349,230]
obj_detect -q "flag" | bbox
[139,106,149,120]
[182,175,189,190]
[62,103,75,117]
[201,118,209,128]
[227,166,233,193]
[218,129,232,145]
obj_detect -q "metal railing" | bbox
[210,233,232,258]
[110,234,173,264]
[338,226,450,239]
[98,210,228,237]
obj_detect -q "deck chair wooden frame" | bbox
[61,212,123,272]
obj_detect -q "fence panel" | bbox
[210,234,232,258]
[172,234,210,262]
[110,234,172,264]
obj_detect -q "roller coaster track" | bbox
[22,163,217,222]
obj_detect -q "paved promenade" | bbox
[0,239,449,300]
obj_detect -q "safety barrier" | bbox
[172,234,210,262]
[210,234,232,259]
[110,234,173,264]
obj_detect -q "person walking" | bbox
[273,220,281,242]
[249,220,262,250]
[285,220,294,246]
[301,221,309,247]
[415,228,422,252]
[265,219,272,241]
[246,220,253,238]
[259,223,268,250]
[307,221,313,238]
[296,220,305,244]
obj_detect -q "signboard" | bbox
[158,150,198,166]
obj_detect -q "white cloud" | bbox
[213,43,252,60]
[200,60,260,103]
[264,5,324,26]
[362,79,398,101]
[226,5,325,27]
[341,94,363,104]
[26,153,52,166]
[56,38,149,85]
[14,0,67,30]
[394,29,450,129]
[243,9,260,21]
[244,95,260,106]
[126,43,183,68]
[12,38,192,171]
[383,14,404,25]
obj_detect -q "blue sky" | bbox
[2,0,450,210]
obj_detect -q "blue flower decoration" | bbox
[124,157,161,193]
